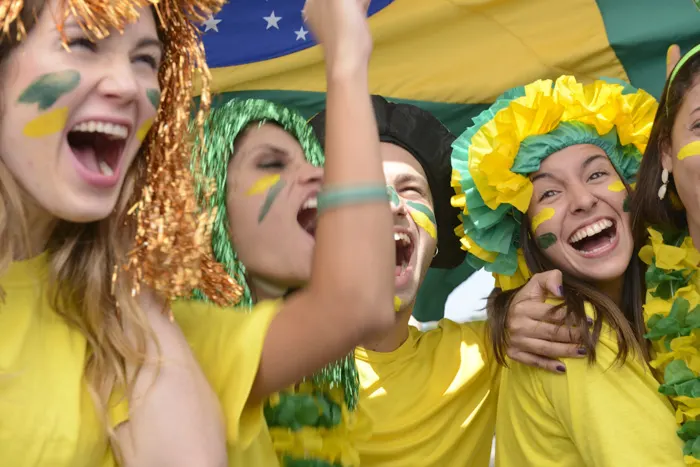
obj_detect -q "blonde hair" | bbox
[0,3,155,456]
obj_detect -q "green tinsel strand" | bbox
[189,97,360,409]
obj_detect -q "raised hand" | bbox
[302,0,372,72]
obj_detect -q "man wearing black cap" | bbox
[309,96,500,466]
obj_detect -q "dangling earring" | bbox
[658,168,670,200]
[433,246,439,258]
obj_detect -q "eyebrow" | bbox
[393,172,427,186]
[135,37,163,52]
[691,106,700,117]
[244,144,288,158]
[530,154,607,182]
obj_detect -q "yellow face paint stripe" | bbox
[22,106,69,138]
[136,118,154,143]
[247,174,281,196]
[409,210,437,239]
[607,180,626,192]
[678,141,700,161]
[531,207,555,231]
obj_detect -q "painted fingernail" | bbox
[556,364,566,373]
[586,317,593,326]
[557,286,564,297]
[577,347,587,355]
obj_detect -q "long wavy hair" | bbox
[0,0,158,453]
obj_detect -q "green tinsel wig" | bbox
[190,98,361,466]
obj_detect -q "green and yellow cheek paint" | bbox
[406,201,437,240]
[607,180,626,193]
[247,174,286,223]
[531,207,557,249]
[19,70,81,138]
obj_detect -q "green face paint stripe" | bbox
[536,233,557,249]
[258,179,286,223]
[623,196,630,212]
[406,201,436,225]
[146,88,161,110]
[386,186,400,207]
[18,70,80,111]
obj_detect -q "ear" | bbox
[661,146,674,173]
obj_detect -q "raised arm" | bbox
[251,0,396,401]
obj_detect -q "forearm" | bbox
[311,66,394,322]
[118,301,226,467]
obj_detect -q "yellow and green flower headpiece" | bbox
[451,76,658,291]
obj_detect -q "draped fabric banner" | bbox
[200,0,700,321]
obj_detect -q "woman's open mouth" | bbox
[395,230,415,288]
[297,196,317,238]
[68,120,128,187]
[568,218,618,258]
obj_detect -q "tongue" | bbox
[578,232,610,252]
[72,144,100,173]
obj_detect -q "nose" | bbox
[96,58,140,104]
[297,162,324,185]
[388,186,408,217]
[568,182,598,214]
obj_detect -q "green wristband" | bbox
[316,185,390,214]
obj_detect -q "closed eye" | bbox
[66,37,96,52]
[133,53,160,70]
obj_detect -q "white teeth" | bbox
[71,120,128,139]
[302,197,318,210]
[394,232,411,246]
[569,219,614,244]
[98,160,114,176]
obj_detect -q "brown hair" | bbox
[488,183,649,366]
[0,2,156,456]
[631,52,700,240]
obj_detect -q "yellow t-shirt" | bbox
[0,253,125,467]
[355,319,499,467]
[1,252,280,467]
[495,321,685,467]
[172,299,281,467]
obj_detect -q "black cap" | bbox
[309,95,464,269]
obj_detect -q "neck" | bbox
[15,192,56,261]
[249,276,289,302]
[688,215,700,252]
[361,306,413,353]
[596,275,624,308]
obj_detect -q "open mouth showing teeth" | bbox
[67,120,128,177]
[568,218,617,254]
[297,196,317,237]
[394,232,414,276]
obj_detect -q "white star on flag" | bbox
[203,15,221,32]
[263,11,282,30]
[295,26,308,41]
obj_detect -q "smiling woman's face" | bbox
[0,0,162,223]
[527,144,633,283]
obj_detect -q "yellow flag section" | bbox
[208,0,627,104]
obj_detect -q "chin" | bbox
[49,196,121,223]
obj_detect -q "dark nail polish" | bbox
[586,317,593,326]
[556,364,566,373]
[557,286,564,297]
[577,347,587,355]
